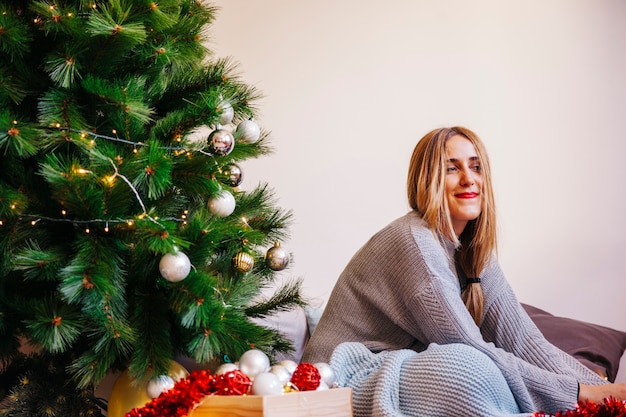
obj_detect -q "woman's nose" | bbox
[460,168,475,186]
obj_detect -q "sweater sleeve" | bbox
[398,228,591,413]
[479,261,608,387]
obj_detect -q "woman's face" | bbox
[444,135,483,236]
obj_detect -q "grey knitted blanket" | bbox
[330,342,533,417]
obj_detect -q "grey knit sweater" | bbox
[302,211,606,413]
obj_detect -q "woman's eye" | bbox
[446,166,457,173]
[472,165,481,172]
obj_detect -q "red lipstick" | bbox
[455,192,478,198]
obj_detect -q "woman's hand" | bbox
[579,383,626,403]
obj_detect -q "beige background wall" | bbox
[210,0,626,331]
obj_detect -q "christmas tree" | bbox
[0,1,304,415]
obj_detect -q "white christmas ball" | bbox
[238,349,270,379]
[314,362,337,388]
[316,380,329,391]
[215,363,239,375]
[235,119,261,143]
[250,372,283,395]
[208,190,236,217]
[268,364,292,385]
[276,359,297,375]
[159,250,191,282]
[146,375,175,398]
[218,101,234,125]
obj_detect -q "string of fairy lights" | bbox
[1,124,245,234]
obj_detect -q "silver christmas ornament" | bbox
[159,250,191,282]
[219,163,243,187]
[146,375,175,398]
[208,190,236,217]
[235,119,261,143]
[207,128,235,155]
[238,349,270,379]
[265,242,290,271]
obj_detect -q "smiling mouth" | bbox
[455,192,478,198]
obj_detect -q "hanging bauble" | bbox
[250,372,284,395]
[159,249,191,282]
[219,163,243,187]
[218,101,234,125]
[268,364,292,385]
[238,349,270,379]
[314,362,337,388]
[265,242,290,271]
[146,375,175,399]
[235,119,261,143]
[232,251,254,273]
[207,128,235,155]
[208,190,236,217]
[107,360,188,417]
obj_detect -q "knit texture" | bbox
[303,211,606,414]
[331,342,529,417]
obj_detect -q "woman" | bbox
[302,127,626,416]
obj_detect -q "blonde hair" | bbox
[407,127,497,325]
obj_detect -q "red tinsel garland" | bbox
[533,397,626,417]
[125,369,251,417]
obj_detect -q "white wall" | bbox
[210,0,626,331]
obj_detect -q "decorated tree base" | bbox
[118,349,346,417]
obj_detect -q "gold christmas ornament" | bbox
[265,242,290,271]
[232,251,254,273]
